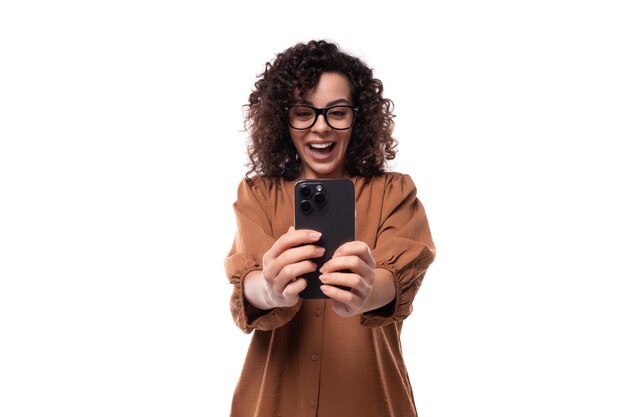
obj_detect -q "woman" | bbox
[225,40,436,417]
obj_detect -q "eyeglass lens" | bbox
[288,106,355,130]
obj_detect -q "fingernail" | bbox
[319,274,327,282]
[309,232,321,239]
[316,247,325,255]
[319,266,326,273]
[333,250,342,258]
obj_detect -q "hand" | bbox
[259,226,325,308]
[319,241,376,317]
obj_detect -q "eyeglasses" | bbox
[286,105,358,131]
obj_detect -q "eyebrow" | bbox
[300,98,352,107]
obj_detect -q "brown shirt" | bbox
[225,172,436,417]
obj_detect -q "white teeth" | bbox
[310,143,333,149]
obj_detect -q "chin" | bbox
[304,164,345,179]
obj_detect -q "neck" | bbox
[300,167,348,180]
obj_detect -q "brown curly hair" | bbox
[244,40,397,181]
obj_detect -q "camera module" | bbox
[313,192,326,206]
[300,200,313,214]
[300,186,312,198]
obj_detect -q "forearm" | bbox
[361,268,396,313]
[242,270,273,310]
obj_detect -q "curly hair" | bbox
[244,40,397,181]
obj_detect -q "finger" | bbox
[265,229,322,262]
[333,241,375,267]
[273,259,318,292]
[320,272,372,299]
[319,271,362,290]
[276,244,325,268]
[266,245,324,281]
[320,284,360,308]
[320,255,371,281]
[283,277,307,297]
[330,298,359,318]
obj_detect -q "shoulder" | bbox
[381,171,415,186]
[236,175,285,202]
[356,172,416,196]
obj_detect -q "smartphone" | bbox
[294,179,355,299]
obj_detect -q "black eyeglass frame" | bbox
[285,105,359,131]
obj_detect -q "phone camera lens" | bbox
[300,186,312,198]
[313,192,326,206]
[300,200,313,214]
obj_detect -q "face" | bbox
[289,72,354,179]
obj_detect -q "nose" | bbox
[310,112,331,133]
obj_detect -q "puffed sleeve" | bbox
[361,173,436,327]
[224,177,301,334]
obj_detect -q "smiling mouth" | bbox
[308,142,335,155]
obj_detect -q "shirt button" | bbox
[315,308,322,317]
[311,353,318,361]
[308,400,316,407]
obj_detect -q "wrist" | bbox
[244,270,273,310]
[361,268,395,313]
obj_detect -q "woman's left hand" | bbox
[319,241,376,317]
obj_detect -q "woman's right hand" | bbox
[244,226,324,309]
[261,226,325,307]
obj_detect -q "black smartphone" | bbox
[294,179,355,299]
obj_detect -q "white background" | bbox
[1,1,625,416]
